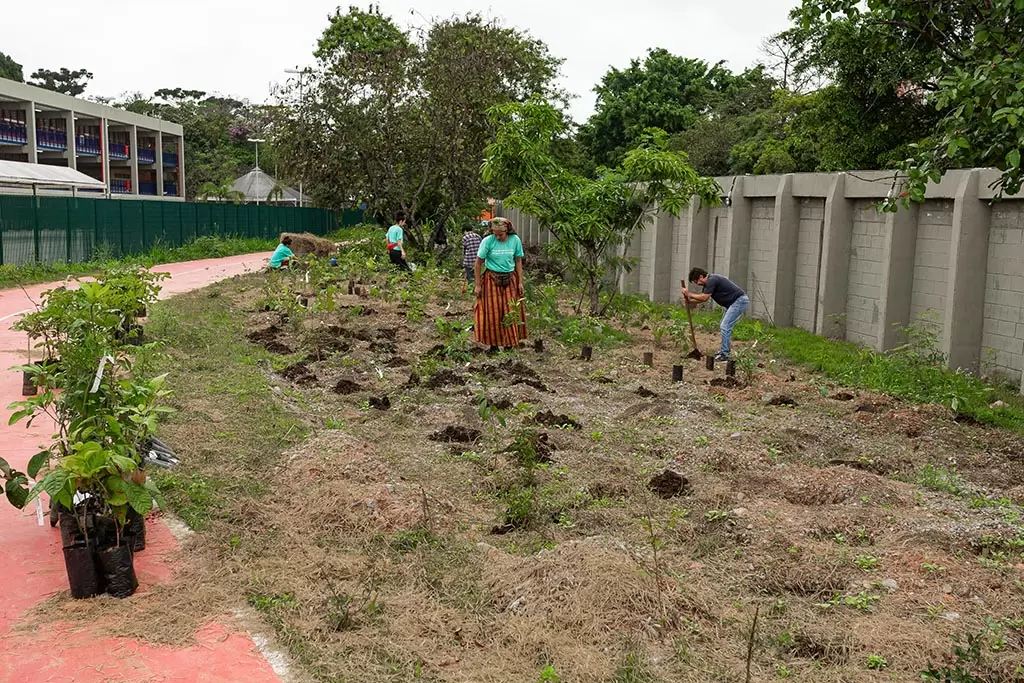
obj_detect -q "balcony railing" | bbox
[138,147,156,164]
[0,121,28,145]
[109,142,130,160]
[37,129,68,151]
[139,182,157,195]
[76,135,101,156]
[162,151,178,166]
[111,179,132,194]
[164,183,178,196]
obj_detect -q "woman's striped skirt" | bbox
[474,270,527,347]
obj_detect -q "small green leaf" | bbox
[5,476,29,509]
[1007,149,1021,169]
[27,450,50,478]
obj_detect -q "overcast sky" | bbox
[5,0,797,122]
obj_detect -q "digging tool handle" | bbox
[681,280,700,352]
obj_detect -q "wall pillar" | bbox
[877,203,920,350]
[129,125,139,195]
[155,134,164,197]
[63,110,77,168]
[768,174,800,327]
[681,195,711,300]
[721,176,751,289]
[100,118,111,197]
[648,207,674,302]
[816,173,853,338]
[943,170,991,374]
[24,101,37,163]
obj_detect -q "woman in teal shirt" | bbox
[386,212,411,272]
[474,217,527,352]
[270,236,294,269]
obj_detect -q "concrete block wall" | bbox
[498,168,1024,390]
[846,201,886,348]
[793,199,825,332]
[981,204,1024,380]
[747,198,777,322]
[909,201,953,335]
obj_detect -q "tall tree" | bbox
[580,49,736,168]
[0,51,23,82]
[484,99,720,315]
[29,67,93,96]
[274,7,562,242]
[795,0,1024,202]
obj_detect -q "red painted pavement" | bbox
[0,253,283,683]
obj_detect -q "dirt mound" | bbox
[368,395,391,410]
[635,386,657,398]
[302,326,351,356]
[746,465,912,507]
[428,425,481,443]
[425,370,466,389]
[477,359,540,382]
[332,379,363,395]
[246,325,293,355]
[279,361,316,385]
[369,341,397,354]
[280,232,335,258]
[710,377,742,389]
[483,538,685,642]
[532,410,581,429]
[647,470,689,498]
[384,356,409,368]
[376,327,398,341]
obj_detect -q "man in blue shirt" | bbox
[386,212,411,272]
[683,267,749,361]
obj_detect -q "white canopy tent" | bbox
[0,159,107,193]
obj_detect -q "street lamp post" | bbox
[247,138,265,205]
[285,67,309,208]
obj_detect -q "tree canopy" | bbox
[273,7,562,241]
[29,67,93,96]
[0,51,23,82]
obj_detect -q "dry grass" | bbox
[282,232,336,258]
[33,270,1024,683]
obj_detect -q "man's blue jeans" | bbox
[719,295,749,358]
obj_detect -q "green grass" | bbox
[0,226,370,290]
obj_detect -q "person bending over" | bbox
[682,267,749,362]
[270,236,294,269]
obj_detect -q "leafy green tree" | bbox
[0,51,23,82]
[795,0,1024,202]
[275,7,561,244]
[580,49,736,168]
[483,99,720,315]
[29,67,93,96]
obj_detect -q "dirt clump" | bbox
[368,395,391,410]
[532,410,581,429]
[332,379,363,395]
[709,377,742,389]
[763,393,798,407]
[246,325,293,355]
[425,369,467,389]
[369,341,397,354]
[647,470,690,498]
[384,356,409,368]
[830,390,856,401]
[428,425,481,443]
[635,386,657,398]
[279,361,316,385]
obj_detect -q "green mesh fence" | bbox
[0,196,348,266]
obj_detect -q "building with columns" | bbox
[0,77,184,200]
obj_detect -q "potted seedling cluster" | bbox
[4,266,170,599]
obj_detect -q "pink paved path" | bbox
[0,253,284,683]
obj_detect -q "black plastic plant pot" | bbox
[58,511,87,548]
[63,543,103,599]
[136,306,147,319]
[672,365,684,382]
[643,352,654,367]
[125,510,146,552]
[97,545,137,599]
[581,346,593,361]
[726,360,737,377]
[21,370,36,397]
[705,355,715,371]
[534,339,544,353]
